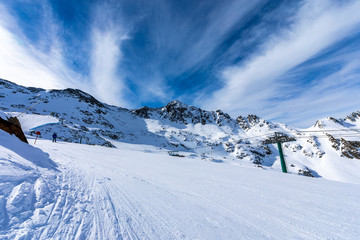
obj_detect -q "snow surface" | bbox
[1,78,360,239]
[1,131,360,239]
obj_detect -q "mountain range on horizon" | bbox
[1,77,360,184]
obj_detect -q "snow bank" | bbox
[0,130,59,238]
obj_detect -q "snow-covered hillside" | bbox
[1,78,360,239]
[1,130,360,239]
[0,130,59,238]
[1,77,360,184]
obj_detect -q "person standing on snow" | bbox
[52,132,57,142]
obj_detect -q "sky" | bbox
[0,0,360,127]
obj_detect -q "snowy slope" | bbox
[1,78,360,184]
[1,134,360,239]
[1,78,360,239]
[0,130,59,238]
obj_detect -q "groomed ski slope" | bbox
[25,138,360,240]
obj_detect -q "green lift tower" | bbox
[263,132,295,173]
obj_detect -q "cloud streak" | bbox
[90,28,128,106]
[0,1,130,107]
[86,1,132,106]
[203,0,360,126]
[120,0,264,105]
[264,57,360,127]
[0,3,82,90]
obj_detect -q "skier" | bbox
[52,132,57,142]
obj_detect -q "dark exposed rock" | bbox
[162,101,192,124]
[247,114,261,125]
[329,117,343,125]
[82,118,94,124]
[307,137,320,148]
[223,142,235,153]
[27,87,43,93]
[134,106,151,119]
[263,145,272,155]
[0,116,28,143]
[132,100,239,128]
[0,79,15,88]
[327,133,340,150]
[11,104,26,109]
[249,149,265,158]
[314,120,324,128]
[340,138,360,159]
[327,134,360,159]
[298,167,314,177]
[49,88,104,108]
[236,116,250,130]
[80,110,93,116]
[50,112,60,118]
[344,111,360,122]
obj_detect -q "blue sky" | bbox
[0,0,360,127]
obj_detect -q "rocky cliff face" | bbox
[0,115,28,143]
[133,100,236,127]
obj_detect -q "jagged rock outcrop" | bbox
[236,116,250,130]
[0,116,28,143]
[344,111,360,122]
[340,139,360,159]
[49,89,105,108]
[132,100,237,127]
[327,133,360,159]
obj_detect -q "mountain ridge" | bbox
[1,78,360,183]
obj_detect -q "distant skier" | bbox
[52,132,57,142]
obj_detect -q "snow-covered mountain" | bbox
[1,78,360,184]
[1,78,360,239]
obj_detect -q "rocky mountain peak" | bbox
[49,88,104,108]
[247,114,262,125]
[236,116,250,130]
[165,100,190,109]
[236,114,271,130]
[345,111,360,122]
[328,117,344,125]
[160,100,200,124]
[133,106,151,119]
[0,78,17,89]
[314,120,324,128]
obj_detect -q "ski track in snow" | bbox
[1,133,360,239]
[18,139,358,240]
[1,77,360,239]
[50,150,186,240]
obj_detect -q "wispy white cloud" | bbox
[90,28,129,106]
[0,3,82,90]
[175,0,264,73]
[87,2,132,107]
[0,1,142,107]
[0,2,133,107]
[203,0,360,126]
[123,0,265,106]
[264,58,360,127]
[146,0,264,76]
